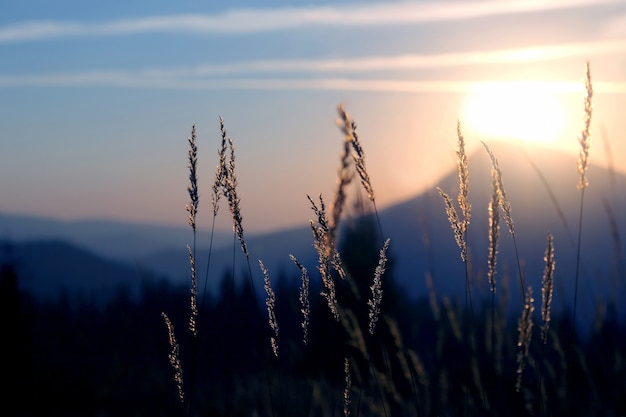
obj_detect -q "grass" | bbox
[573,62,594,330]
[159,62,626,417]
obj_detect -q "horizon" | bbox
[2,0,626,233]
[1,141,622,238]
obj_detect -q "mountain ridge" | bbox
[2,143,624,328]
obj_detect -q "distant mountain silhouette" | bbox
[377,141,626,325]
[0,213,232,262]
[0,239,149,304]
[0,213,318,303]
[1,142,624,327]
[141,226,317,286]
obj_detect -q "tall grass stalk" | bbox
[185,125,199,339]
[288,254,314,415]
[487,177,499,296]
[331,107,355,242]
[157,124,204,415]
[541,233,555,344]
[367,238,390,335]
[307,191,391,415]
[482,142,526,304]
[325,110,396,416]
[345,121,398,406]
[341,107,399,416]
[539,232,555,415]
[161,312,185,405]
[337,105,394,387]
[573,62,593,329]
[337,105,384,241]
[289,254,311,346]
[186,125,199,239]
[217,119,276,417]
[456,122,472,317]
[487,175,500,395]
[260,260,280,358]
[187,245,199,338]
[343,357,352,417]
[437,122,473,316]
[185,126,199,415]
[455,122,471,235]
[223,136,249,259]
[515,286,534,393]
[200,116,228,308]
[308,193,341,322]
[437,190,470,294]
[259,260,285,416]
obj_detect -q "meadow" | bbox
[1,63,624,417]
[154,62,625,417]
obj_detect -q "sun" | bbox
[461,82,567,144]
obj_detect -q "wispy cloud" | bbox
[149,40,626,76]
[2,39,625,91]
[1,72,624,94]
[0,0,620,43]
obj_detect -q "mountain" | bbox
[377,142,626,322]
[0,213,232,262]
[0,239,149,304]
[1,142,625,327]
[140,225,316,287]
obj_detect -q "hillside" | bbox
[1,142,624,325]
[0,213,232,262]
[378,141,626,320]
[0,239,152,304]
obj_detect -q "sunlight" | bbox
[461,82,567,144]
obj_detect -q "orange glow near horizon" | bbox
[460,82,568,145]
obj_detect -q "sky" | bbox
[1,0,626,233]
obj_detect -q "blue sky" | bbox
[1,0,625,233]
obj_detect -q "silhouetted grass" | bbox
[154,61,626,417]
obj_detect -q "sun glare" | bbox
[461,82,567,144]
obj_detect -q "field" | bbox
[1,63,625,417]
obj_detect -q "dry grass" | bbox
[438,123,474,317]
[290,254,311,346]
[158,61,626,417]
[541,233,555,344]
[260,260,280,357]
[573,62,594,327]
[515,286,534,393]
[161,311,185,403]
[487,176,500,295]
[366,238,390,335]
[482,141,527,306]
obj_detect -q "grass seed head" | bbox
[211,116,228,216]
[487,177,500,293]
[186,125,199,233]
[161,312,185,403]
[456,121,471,230]
[577,62,593,191]
[222,136,248,257]
[343,358,352,417]
[290,254,310,345]
[437,187,467,262]
[541,233,555,343]
[260,260,280,357]
[187,245,198,338]
[516,286,534,392]
[367,238,390,335]
[482,142,515,237]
